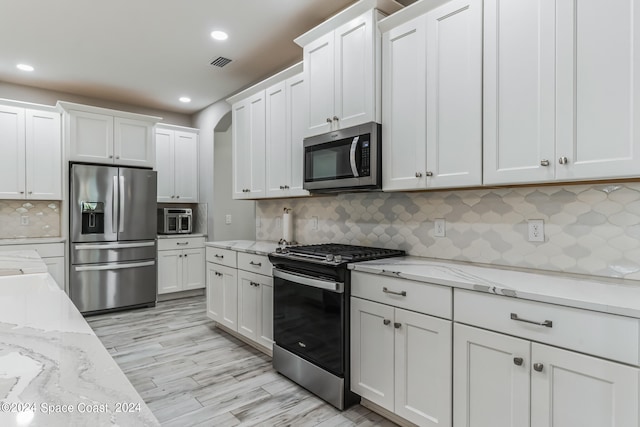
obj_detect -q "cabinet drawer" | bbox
[158,236,204,251]
[237,253,272,276]
[454,289,640,366]
[351,271,452,319]
[205,247,237,268]
[0,242,64,258]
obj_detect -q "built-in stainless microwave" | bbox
[158,208,192,234]
[303,122,381,193]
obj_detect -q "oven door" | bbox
[273,268,345,377]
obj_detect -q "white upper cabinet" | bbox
[382,0,482,191]
[484,0,640,185]
[232,90,266,199]
[0,102,61,200]
[300,8,383,137]
[265,74,310,198]
[59,101,159,168]
[155,125,199,203]
[555,0,640,181]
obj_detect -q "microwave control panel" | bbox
[361,139,370,176]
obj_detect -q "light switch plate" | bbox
[225,214,232,225]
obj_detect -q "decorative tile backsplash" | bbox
[0,200,61,238]
[256,183,640,280]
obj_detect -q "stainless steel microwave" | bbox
[158,208,192,234]
[303,122,381,193]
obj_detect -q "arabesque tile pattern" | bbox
[0,200,60,238]
[257,183,640,280]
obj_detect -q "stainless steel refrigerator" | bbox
[69,164,157,314]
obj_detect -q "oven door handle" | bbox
[273,269,344,293]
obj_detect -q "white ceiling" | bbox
[0,0,382,114]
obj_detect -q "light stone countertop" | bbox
[349,256,640,319]
[0,253,159,426]
[0,237,66,245]
[0,250,48,276]
[205,240,280,256]
[158,233,207,239]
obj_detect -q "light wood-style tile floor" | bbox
[87,296,398,427]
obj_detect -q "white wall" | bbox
[0,81,191,126]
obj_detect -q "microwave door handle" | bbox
[350,136,360,177]
[119,175,125,233]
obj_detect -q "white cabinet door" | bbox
[394,308,452,427]
[425,0,482,189]
[265,81,288,197]
[257,277,274,350]
[483,0,556,185]
[304,31,335,136]
[43,257,65,290]
[237,270,259,340]
[351,297,395,411]
[453,323,530,427]
[206,263,238,331]
[232,91,265,199]
[286,74,309,197]
[232,100,251,199]
[173,130,199,202]
[114,117,154,168]
[182,248,204,291]
[0,105,25,199]
[158,249,181,294]
[381,15,427,191]
[69,110,114,164]
[531,343,640,427]
[155,127,174,202]
[26,109,61,200]
[555,0,640,181]
[334,10,375,129]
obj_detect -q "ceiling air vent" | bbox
[210,57,232,68]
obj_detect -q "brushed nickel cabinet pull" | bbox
[394,322,401,329]
[383,287,407,297]
[383,319,391,325]
[510,313,553,328]
[514,357,524,366]
[533,363,544,372]
[249,261,262,267]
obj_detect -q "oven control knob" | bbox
[334,255,342,263]
[325,254,334,262]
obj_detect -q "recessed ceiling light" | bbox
[179,97,191,103]
[210,30,228,41]
[17,63,34,72]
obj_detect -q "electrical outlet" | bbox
[528,219,544,242]
[20,216,29,226]
[311,216,318,230]
[434,219,446,237]
[225,214,232,225]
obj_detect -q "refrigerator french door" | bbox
[70,164,157,314]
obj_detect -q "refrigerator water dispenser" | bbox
[81,202,104,234]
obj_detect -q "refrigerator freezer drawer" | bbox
[70,260,157,313]
[71,241,157,265]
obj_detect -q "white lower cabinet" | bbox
[206,263,238,331]
[350,272,453,427]
[0,242,65,290]
[237,269,273,350]
[453,289,640,427]
[157,237,205,295]
[205,247,274,354]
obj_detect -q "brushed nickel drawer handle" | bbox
[176,242,189,245]
[383,287,407,297]
[249,261,262,267]
[214,254,224,258]
[510,313,553,328]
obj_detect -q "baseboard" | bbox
[360,398,418,427]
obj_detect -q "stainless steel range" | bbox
[268,244,405,409]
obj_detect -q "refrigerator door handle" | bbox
[74,242,156,250]
[119,175,125,233]
[74,260,155,272]
[112,175,118,232]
